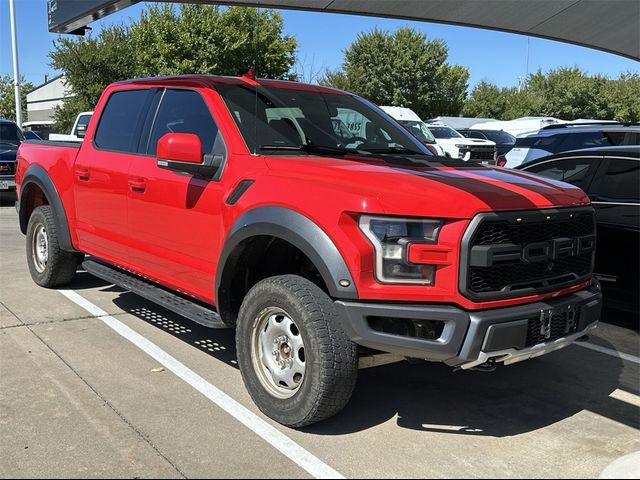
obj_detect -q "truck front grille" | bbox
[460,208,596,301]
[468,148,496,161]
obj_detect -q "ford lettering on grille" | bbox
[469,234,596,267]
[461,209,596,300]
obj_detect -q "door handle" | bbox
[128,178,147,193]
[75,168,90,181]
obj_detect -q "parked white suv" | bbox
[427,122,497,163]
[379,106,446,156]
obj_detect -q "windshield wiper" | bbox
[258,144,362,156]
[359,146,424,155]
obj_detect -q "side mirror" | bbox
[157,133,203,164]
[156,133,223,179]
[76,124,87,138]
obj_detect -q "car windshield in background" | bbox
[0,122,25,146]
[429,126,463,139]
[399,120,437,143]
[23,131,42,140]
[216,84,430,156]
[482,130,516,145]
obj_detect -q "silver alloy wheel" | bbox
[251,307,306,399]
[32,223,48,273]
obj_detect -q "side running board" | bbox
[82,259,229,329]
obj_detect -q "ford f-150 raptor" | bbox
[16,74,602,427]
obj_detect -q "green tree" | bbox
[49,5,297,131]
[322,28,469,118]
[526,67,610,120]
[50,24,135,131]
[463,68,640,122]
[130,5,297,79]
[602,72,640,122]
[502,88,545,120]
[463,82,545,120]
[462,81,508,118]
[0,75,34,123]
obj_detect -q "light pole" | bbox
[9,0,23,127]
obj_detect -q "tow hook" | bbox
[470,359,497,372]
[454,358,497,373]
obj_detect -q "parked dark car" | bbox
[519,146,640,313]
[0,119,24,194]
[458,129,516,156]
[505,122,640,168]
[23,130,42,140]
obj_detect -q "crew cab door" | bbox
[74,88,154,262]
[126,88,227,301]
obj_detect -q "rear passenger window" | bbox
[605,131,640,146]
[558,131,611,151]
[531,135,563,153]
[467,131,487,139]
[526,158,596,190]
[148,89,218,156]
[94,89,150,153]
[592,159,640,203]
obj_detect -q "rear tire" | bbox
[26,205,84,287]
[236,275,358,427]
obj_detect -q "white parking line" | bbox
[574,341,640,365]
[610,389,640,408]
[59,289,345,480]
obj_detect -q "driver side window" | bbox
[148,89,219,156]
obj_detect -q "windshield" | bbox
[482,130,516,145]
[216,84,430,156]
[429,126,463,139]
[399,120,437,144]
[0,122,25,146]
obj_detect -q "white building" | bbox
[25,75,74,127]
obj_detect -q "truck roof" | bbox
[114,74,348,95]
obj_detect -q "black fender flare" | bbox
[216,206,358,306]
[18,164,77,252]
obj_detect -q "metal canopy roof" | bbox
[48,0,640,61]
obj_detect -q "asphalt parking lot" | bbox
[1,201,639,479]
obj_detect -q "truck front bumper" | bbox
[0,175,16,191]
[334,281,602,368]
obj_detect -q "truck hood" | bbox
[435,138,496,147]
[0,148,18,161]
[264,154,590,219]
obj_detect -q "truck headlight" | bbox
[455,144,468,158]
[359,215,442,285]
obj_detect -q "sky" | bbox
[1,0,638,90]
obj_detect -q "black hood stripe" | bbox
[391,166,539,210]
[487,167,587,204]
[401,164,585,206]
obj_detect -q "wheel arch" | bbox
[216,206,358,324]
[19,164,76,252]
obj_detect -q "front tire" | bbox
[236,275,358,428]
[26,205,84,287]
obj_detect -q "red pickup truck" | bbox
[16,75,602,427]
